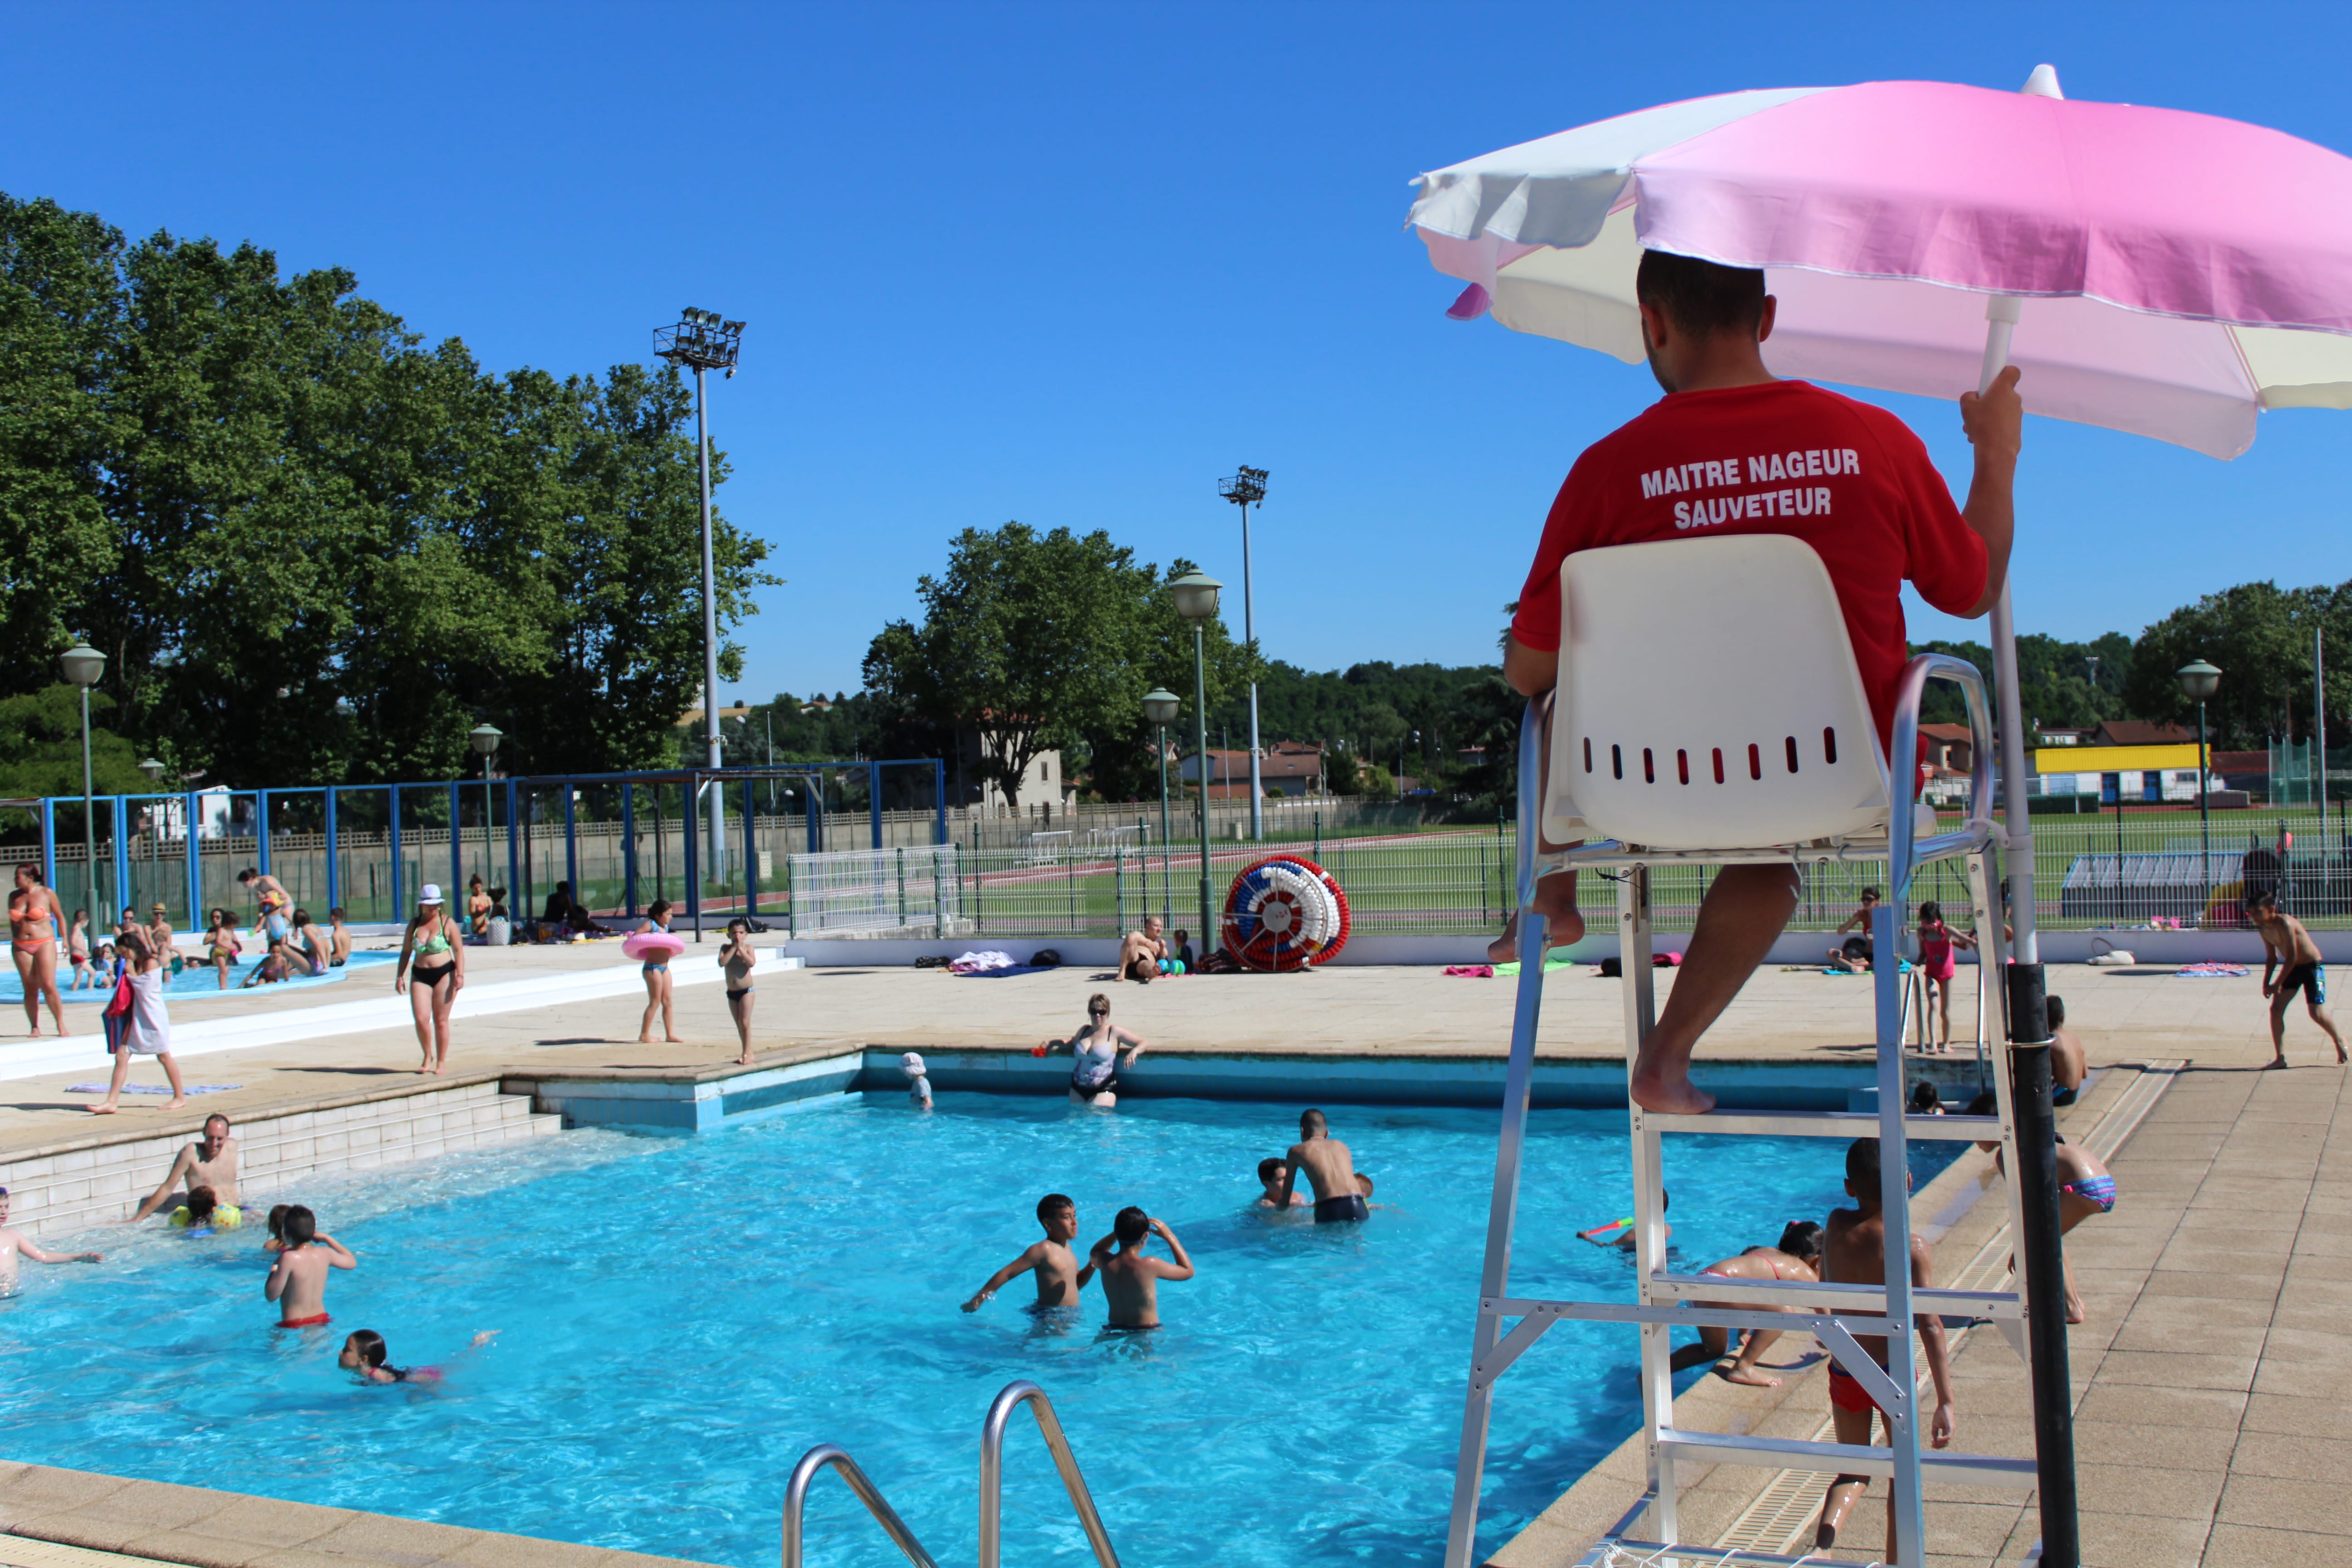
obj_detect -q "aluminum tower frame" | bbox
[1443,656,2038,1568]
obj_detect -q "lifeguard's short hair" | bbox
[1635,250,1768,338]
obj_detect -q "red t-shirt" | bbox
[1510,380,1987,751]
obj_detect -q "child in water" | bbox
[170,1185,243,1236]
[340,1328,500,1383]
[67,911,93,990]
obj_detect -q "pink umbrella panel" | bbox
[1409,77,2352,459]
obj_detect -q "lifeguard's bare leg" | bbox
[1630,864,1798,1114]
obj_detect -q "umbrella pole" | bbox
[1982,302,2080,1568]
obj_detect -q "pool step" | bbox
[0,1078,564,1239]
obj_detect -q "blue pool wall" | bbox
[510,1049,1996,1132]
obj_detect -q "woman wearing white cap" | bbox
[393,885,466,1075]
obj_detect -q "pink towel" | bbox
[1444,964,1495,978]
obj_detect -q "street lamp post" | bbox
[1170,573,1223,957]
[138,757,165,916]
[59,642,105,930]
[655,306,747,879]
[2177,661,2223,924]
[1142,688,1180,930]
[470,725,503,895]
[1218,466,1269,841]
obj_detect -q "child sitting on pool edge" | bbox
[340,1328,500,1383]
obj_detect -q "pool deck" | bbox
[2,945,2347,1567]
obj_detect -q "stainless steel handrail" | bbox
[979,1380,1122,1568]
[779,1443,942,1568]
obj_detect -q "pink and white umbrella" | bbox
[1409,67,2352,458]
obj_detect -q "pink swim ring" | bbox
[622,929,686,961]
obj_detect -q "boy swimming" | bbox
[0,1187,102,1286]
[963,1194,1095,1311]
[1272,1109,1365,1222]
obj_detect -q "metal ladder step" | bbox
[1642,1109,1998,1139]
[1656,1428,2035,1488]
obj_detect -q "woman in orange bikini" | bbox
[10,863,68,1038]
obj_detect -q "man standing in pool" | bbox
[264,1205,356,1328]
[127,1113,240,1222]
[1497,250,2021,1114]
[1274,1108,1367,1223]
[1088,1207,1193,1329]
[962,1193,1096,1312]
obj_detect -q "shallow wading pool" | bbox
[0,950,395,1003]
[0,1095,1958,1567]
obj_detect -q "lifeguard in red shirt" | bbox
[1499,251,2023,1115]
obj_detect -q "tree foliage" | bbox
[2124,581,2352,749]
[0,191,774,790]
[862,524,1253,807]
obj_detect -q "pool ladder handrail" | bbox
[980,1380,1123,1568]
[779,1379,1122,1568]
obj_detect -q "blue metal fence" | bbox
[19,760,946,939]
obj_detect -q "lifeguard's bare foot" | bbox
[1486,905,1586,965]
[1630,1051,1714,1114]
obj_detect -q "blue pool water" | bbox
[2,950,393,1002]
[0,1096,1957,1567]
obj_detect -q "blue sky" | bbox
[6,2,2349,704]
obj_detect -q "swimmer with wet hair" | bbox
[1256,1158,1305,1208]
[171,1185,242,1234]
[262,1204,292,1252]
[1603,1189,1671,1251]
[340,1328,499,1384]
[1669,1219,1826,1385]
[963,1193,1094,1311]
[264,1205,356,1328]
[1088,1206,1193,1329]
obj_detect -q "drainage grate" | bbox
[1711,1428,1838,1553]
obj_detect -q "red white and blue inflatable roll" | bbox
[1221,854,1350,972]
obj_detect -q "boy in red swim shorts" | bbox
[263,1205,356,1328]
[1815,1138,1954,1558]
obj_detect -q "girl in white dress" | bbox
[94,930,187,1114]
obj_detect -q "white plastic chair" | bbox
[1544,533,1906,852]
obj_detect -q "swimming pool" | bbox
[0,1095,1958,1567]
[0,950,393,1002]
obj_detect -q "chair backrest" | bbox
[1542,534,1892,851]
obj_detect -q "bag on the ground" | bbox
[1030,948,1062,968]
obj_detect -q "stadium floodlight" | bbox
[654,306,749,879]
[1218,466,1270,839]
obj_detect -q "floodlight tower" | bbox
[655,306,747,873]
[1218,465,1269,839]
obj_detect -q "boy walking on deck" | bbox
[2248,889,2348,1067]
[1497,250,2021,1113]
[1814,1138,1955,1558]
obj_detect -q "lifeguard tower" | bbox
[1442,533,2065,1568]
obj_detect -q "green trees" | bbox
[2124,582,2352,749]
[0,191,771,795]
[862,524,1252,807]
